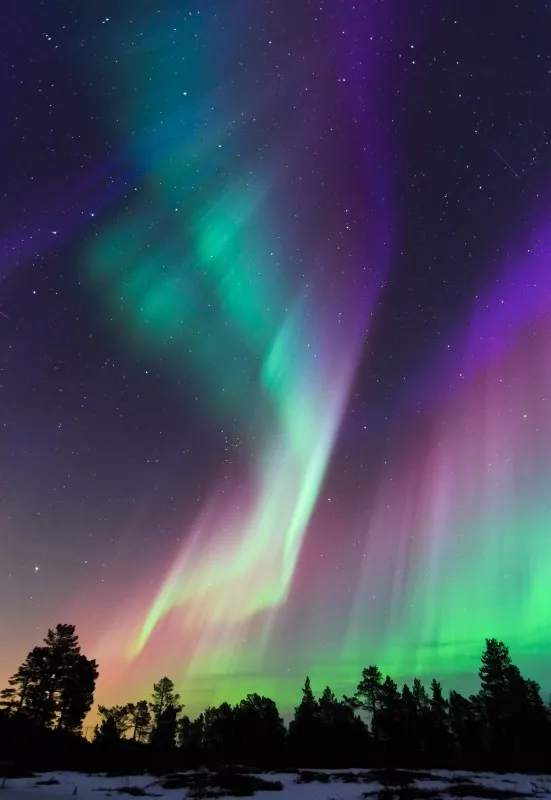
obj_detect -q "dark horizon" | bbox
[2,624,551,773]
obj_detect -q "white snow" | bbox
[2,768,551,800]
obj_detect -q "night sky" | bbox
[2,0,551,718]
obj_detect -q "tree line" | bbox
[1,624,550,771]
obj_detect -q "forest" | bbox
[1,624,549,774]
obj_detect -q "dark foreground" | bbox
[3,769,551,800]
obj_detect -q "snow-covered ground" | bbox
[2,768,551,799]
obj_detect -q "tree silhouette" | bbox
[449,690,481,756]
[177,713,203,758]
[317,685,367,762]
[95,704,131,741]
[2,631,550,771]
[149,677,182,750]
[427,679,452,759]
[1,646,56,726]
[1,624,97,732]
[94,705,129,746]
[412,678,430,714]
[354,665,383,719]
[234,694,286,763]
[475,638,550,758]
[399,683,418,755]
[150,676,180,720]
[375,675,402,752]
[127,700,151,742]
[289,678,368,764]
[478,637,511,751]
[288,676,319,759]
[202,702,235,760]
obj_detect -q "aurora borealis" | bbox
[2,0,551,720]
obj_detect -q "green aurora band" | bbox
[80,4,551,713]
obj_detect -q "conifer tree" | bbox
[150,676,181,722]
[288,676,319,758]
[202,702,235,758]
[1,647,56,725]
[234,694,285,761]
[95,705,131,742]
[376,676,402,749]
[149,677,182,750]
[449,690,481,755]
[127,700,151,742]
[1,624,97,732]
[354,665,383,718]
[177,713,203,754]
[427,679,452,758]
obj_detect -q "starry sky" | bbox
[2,0,551,719]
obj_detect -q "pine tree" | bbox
[150,676,181,722]
[233,694,286,762]
[127,700,151,742]
[502,664,550,757]
[149,677,182,750]
[354,665,383,717]
[1,625,97,732]
[291,676,318,731]
[151,705,179,751]
[449,690,482,755]
[94,715,120,746]
[318,686,339,725]
[299,676,316,714]
[95,705,131,741]
[288,676,319,758]
[2,647,56,725]
[412,678,429,712]
[177,714,203,754]
[58,652,98,732]
[476,638,545,756]
[479,639,511,705]
[399,683,418,753]
[523,677,551,752]
[427,679,452,759]
[429,680,449,732]
[317,685,368,761]
[0,686,17,712]
[376,676,402,750]
[202,702,235,758]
